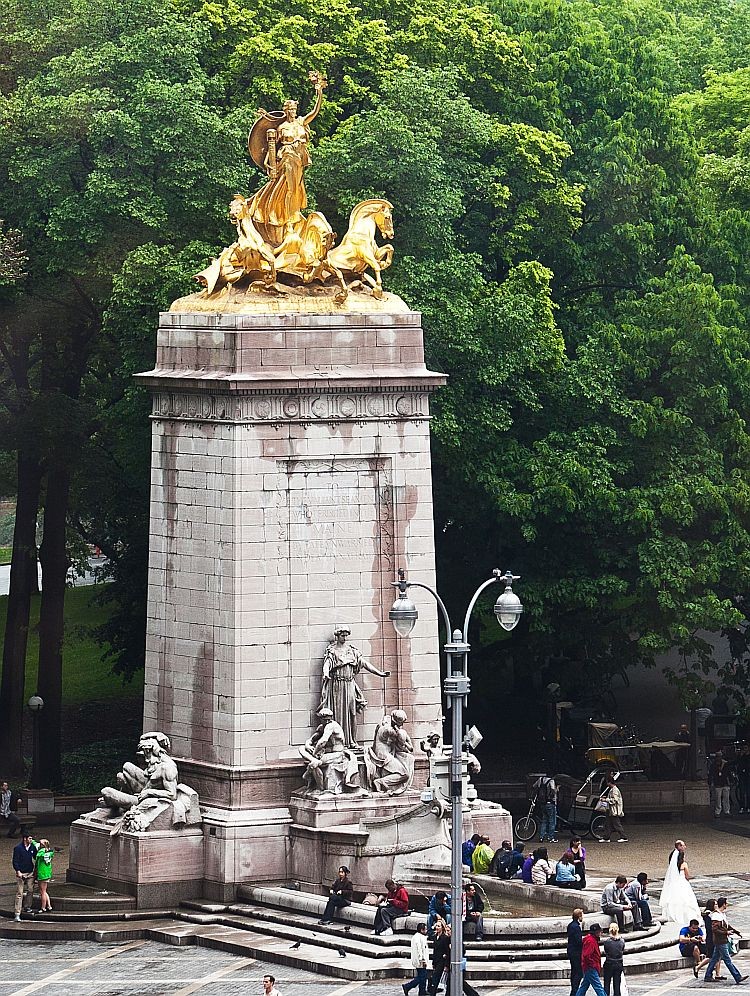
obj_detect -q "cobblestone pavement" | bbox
[0,939,749,996]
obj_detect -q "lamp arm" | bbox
[462,574,502,642]
[404,580,453,640]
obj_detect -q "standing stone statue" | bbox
[319,625,390,748]
[95,732,201,832]
[364,709,415,795]
[299,708,361,795]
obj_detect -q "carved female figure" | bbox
[320,626,389,748]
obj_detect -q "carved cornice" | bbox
[151,390,430,423]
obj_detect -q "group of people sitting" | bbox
[463,834,592,890]
[316,866,487,947]
[427,884,485,941]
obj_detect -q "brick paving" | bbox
[1,937,749,996]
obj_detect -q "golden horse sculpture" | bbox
[327,199,394,300]
[194,72,395,303]
[195,194,276,296]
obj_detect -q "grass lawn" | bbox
[0,546,11,566]
[0,584,144,705]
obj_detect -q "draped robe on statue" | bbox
[320,643,369,749]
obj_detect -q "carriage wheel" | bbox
[589,815,608,841]
[514,815,538,841]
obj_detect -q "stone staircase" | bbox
[0,883,694,981]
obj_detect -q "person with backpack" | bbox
[533,773,558,842]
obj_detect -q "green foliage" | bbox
[4,0,750,727]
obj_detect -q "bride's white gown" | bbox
[659,850,700,924]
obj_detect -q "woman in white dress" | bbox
[659,839,701,924]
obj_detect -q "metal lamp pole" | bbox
[390,569,523,996]
[28,695,44,790]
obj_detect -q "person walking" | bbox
[403,923,429,996]
[12,831,37,921]
[373,879,409,936]
[319,865,353,924]
[34,838,54,913]
[575,923,607,996]
[602,923,625,996]
[601,777,628,842]
[660,840,700,924]
[702,900,725,981]
[703,897,748,984]
[0,781,21,837]
[567,908,584,996]
[428,920,451,996]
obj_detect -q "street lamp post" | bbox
[28,695,44,790]
[389,568,523,996]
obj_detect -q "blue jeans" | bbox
[404,967,428,995]
[540,802,557,840]
[704,944,742,983]
[575,969,607,996]
[635,898,652,927]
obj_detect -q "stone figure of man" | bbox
[319,625,389,748]
[299,708,359,794]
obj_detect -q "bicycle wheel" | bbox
[589,815,608,841]
[515,815,538,841]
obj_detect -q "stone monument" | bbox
[68,72,511,905]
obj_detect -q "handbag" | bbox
[729,935,740,956]
[594,795,609,813]
[620,973,629,996]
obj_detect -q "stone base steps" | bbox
[0,884,700,983]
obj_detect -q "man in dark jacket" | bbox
[12,832,37,920]
[464,884,485,941]
[567,908,584,996]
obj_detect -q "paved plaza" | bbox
[0,938,749,996]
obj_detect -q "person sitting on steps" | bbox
[318,865,353,924]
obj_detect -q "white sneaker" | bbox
[616,838,629,842]
[14,914,20,922]
[382,928,394,936]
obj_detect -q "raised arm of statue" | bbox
[303,72,326,125]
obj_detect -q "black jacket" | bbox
[331,876,353,898]
[567,919,583,960]
[432,934,451,969]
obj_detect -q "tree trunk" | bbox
[36,465,71,789]
[0,448,41,777]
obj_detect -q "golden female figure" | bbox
[249,72,326,246]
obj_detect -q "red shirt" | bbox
[389,886,409,913]
[581,933,602,973]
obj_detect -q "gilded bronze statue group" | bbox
[196,72,395,303]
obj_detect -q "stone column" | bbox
[135,294,446,897]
